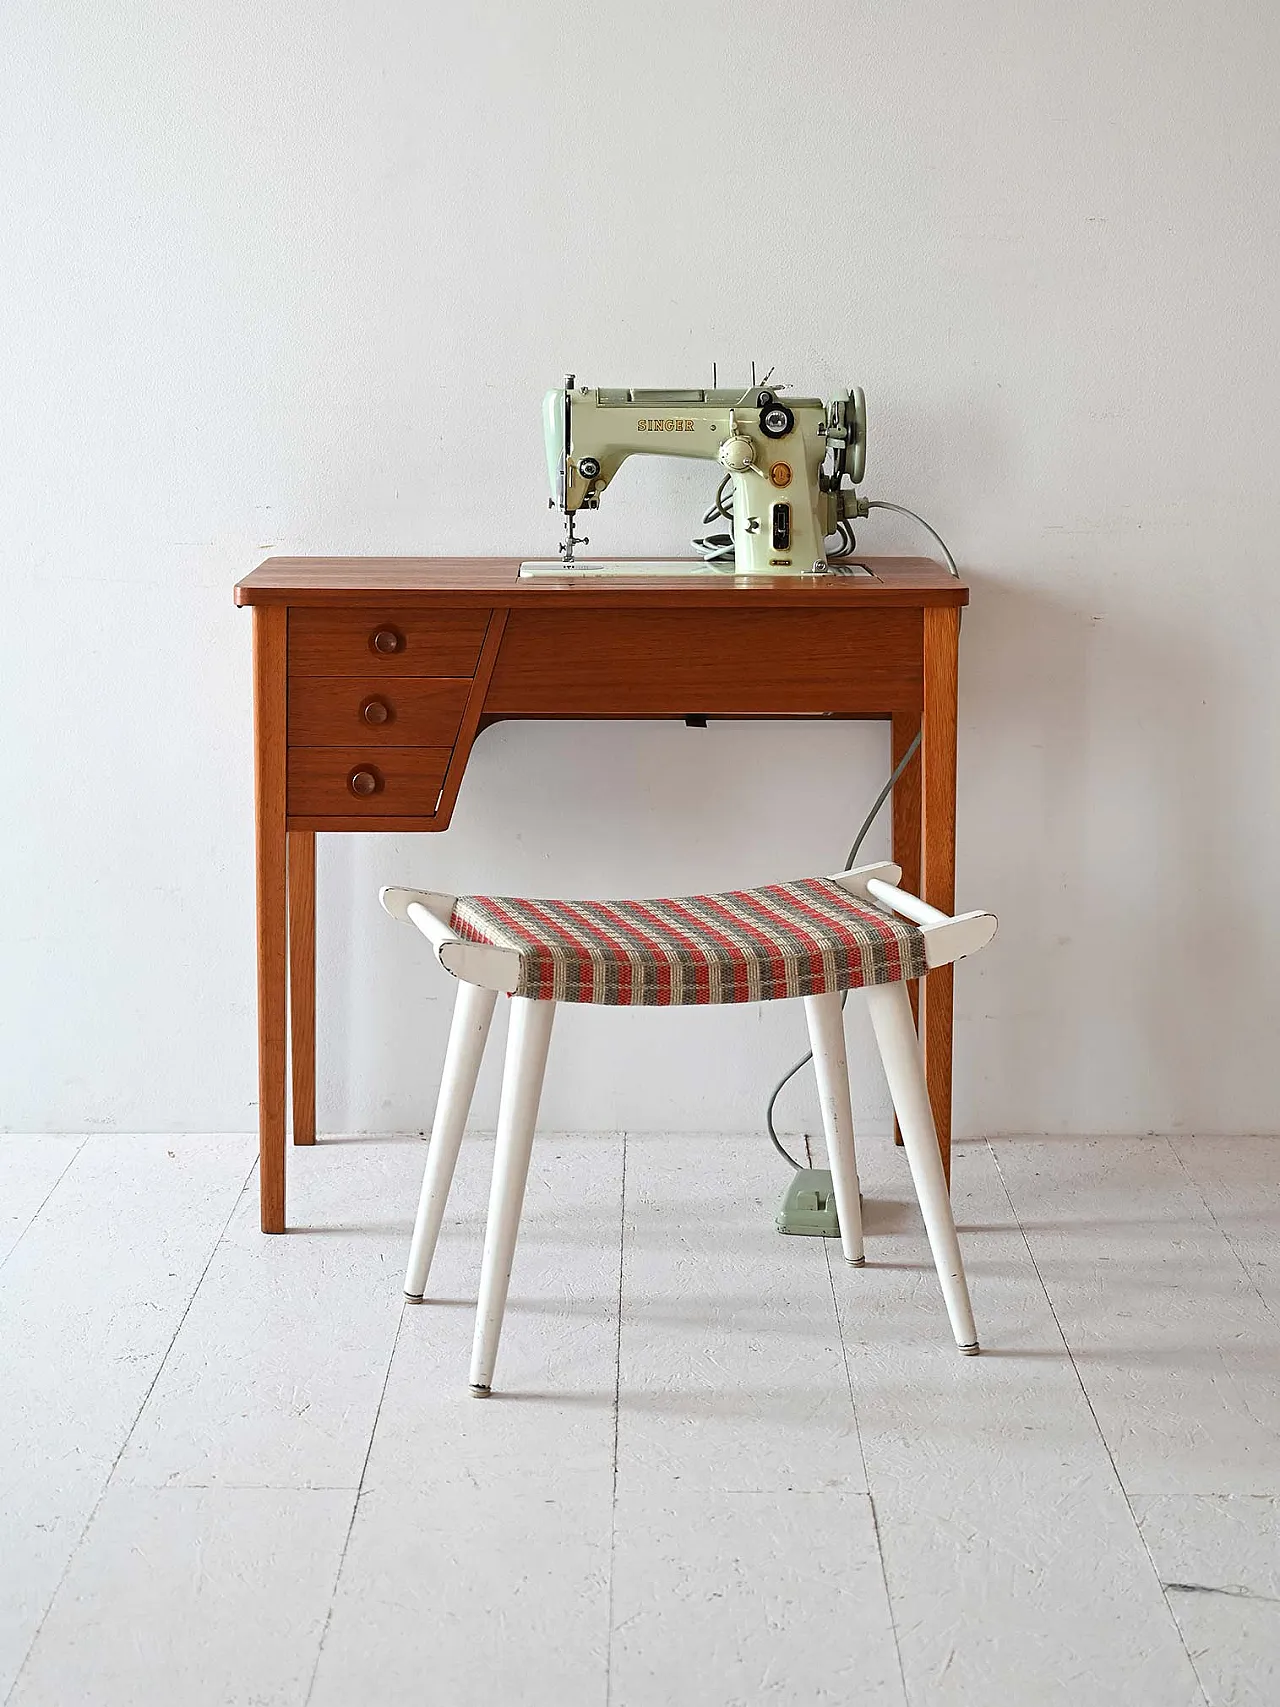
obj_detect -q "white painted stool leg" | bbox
[863,979,979,1354]
[469,997,556,1396]
[802,992,865,1264]
[403,981,498,1301]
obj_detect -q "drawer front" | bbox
[288,677,470,747]
[287,747,452,817]
[485,608,923,715]
[289,608,489,677]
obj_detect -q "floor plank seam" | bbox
[1167,1137,1280,1332]
[0,1136,88,1282]
[984,1138,1214,1707]
[302,1298,407,1707]
[864,1492,910,1707]
[1,1146,260,1707]
[603,1129,629,1707]
[823,1217,910,1707]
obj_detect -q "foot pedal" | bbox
[776,1168,843,1238]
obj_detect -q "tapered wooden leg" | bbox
[253,607,289,1233]
[921,606,959,1181]
[891,711,922,1148]
[404,981,498,1301]
[288,830,316,1146]
[865,980,978,1353]
[803,992,864,1264]
[469,998,556,1396]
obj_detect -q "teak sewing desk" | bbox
[235,557,968,1233]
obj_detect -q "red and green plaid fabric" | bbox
[449,877,926,1006]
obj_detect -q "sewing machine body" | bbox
[524,380,867,579]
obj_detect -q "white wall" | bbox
[2,1,1277,1141]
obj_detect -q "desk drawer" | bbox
[288,747,452,816]
[288,677,470,747]
[485,608,923,715]
[289,608,489,677]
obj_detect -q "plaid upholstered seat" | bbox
[450,877,927,1006]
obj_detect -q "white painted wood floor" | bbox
[2,1129,1278,1707]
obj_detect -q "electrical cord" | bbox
[832,517,858,556]
[695,488,959,578]
[692,476,738,564]
[762,495,958,1168]
[763,728,922,1169]
[866,500,961,577]
[681,467,960,1165]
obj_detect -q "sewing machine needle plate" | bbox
[520,559,730,579]
[518,560,875,579]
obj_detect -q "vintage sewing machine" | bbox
[519,375,869,578]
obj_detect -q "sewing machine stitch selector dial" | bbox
[719,432,757,474]
[759,402,795,439]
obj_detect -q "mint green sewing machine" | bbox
[520,375,869,578]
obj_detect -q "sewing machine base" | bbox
[518,559,875,580]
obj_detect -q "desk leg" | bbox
[921,607,959,1183]
[891,712,922,1148]
[288,830,316,1146]
[254,607,288,1232]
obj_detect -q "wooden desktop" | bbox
[234,557,968,1232]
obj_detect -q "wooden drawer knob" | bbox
[349,767,382,798]
[361,696,391,726]
[371,627,403,656]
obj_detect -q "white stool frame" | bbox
[381,862,997,1395]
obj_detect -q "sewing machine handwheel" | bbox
[848,387,867,485]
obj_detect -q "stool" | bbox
[381,861,997,1394]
